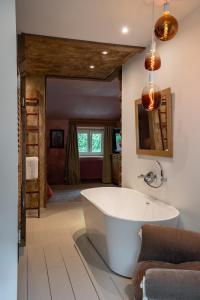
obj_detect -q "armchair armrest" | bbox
[144,269,200,300]
[138,224,200,264]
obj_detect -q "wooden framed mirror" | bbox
[135,87,173,157]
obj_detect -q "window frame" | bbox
[77,127,104,157]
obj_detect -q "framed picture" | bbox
[50,129,64,148]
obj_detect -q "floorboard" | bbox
[18,247,28,300]
[44,245,75,300]
[18,184,133,300]
[28,246,52,300]
[75,234,133,300]
[60,241,100,300]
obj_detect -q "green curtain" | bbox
[102,125,113,183]
[65,123,80,185]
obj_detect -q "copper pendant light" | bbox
[145,44,161,71]
[142,1,162,111]
[142,73,162,112]
[145,0,161,72]
[155,1,178,41]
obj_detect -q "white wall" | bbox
[0,1,18,299]
[122,7,200,232]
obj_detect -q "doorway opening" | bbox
[45,77,121,203]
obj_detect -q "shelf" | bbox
[26,97,40,218]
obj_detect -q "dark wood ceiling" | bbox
[18,34,144,80]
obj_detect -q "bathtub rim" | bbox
[81,187,179,223]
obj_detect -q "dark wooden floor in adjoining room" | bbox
[18,184,133,300]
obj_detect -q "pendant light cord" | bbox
[148,0,155,83]
[151,0,155,50]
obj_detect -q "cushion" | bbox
[145,269,200,300]
[139,225,200,264]
[133,261,200,300]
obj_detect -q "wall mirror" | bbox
[135,88,173,157]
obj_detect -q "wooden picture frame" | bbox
[50,129,64,148]
[135,88,173,157]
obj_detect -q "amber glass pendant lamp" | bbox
[142,72,162,112]
[145,42,161,72]
[155,1,178,41]
[142,0,162,111]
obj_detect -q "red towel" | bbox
[47,184,53,200]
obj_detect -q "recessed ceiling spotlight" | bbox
[90,65,95,69]
[102,51,108,55]
[121,26,129,34]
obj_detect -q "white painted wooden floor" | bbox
[18,189,133,300]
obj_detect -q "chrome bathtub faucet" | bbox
[138,161,167,188]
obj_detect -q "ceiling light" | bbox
[102,51,108,55]
[154,1,178,41]
[121,26,129,34]
[90,65,95,69]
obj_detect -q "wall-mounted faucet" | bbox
[138,161,167,188]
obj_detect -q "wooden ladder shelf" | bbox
[26,98,40,218]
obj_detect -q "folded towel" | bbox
[26,157,38,180]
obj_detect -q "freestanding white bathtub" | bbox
[81,187,179,278]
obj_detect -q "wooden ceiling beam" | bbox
[18,33,145,80]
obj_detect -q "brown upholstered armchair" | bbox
[133,224,200,300]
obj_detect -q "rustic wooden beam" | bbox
[18,33,145,80]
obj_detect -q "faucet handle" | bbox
[137,174,145,179]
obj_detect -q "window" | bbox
[77,128,104,156]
